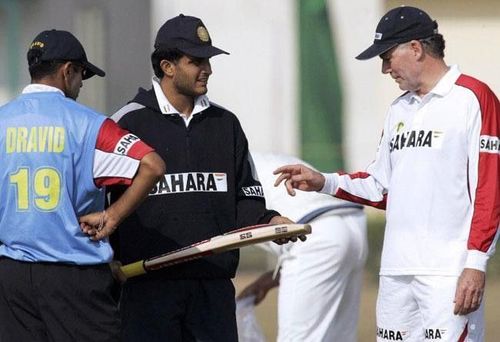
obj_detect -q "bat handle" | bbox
[120,260,147,279]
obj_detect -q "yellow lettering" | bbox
[26,126,38,153]
[38,127,47,152]
[47,126,54,152]
[53,127,65,153]
[16,127,28,152]
[5,126,65,153]
[6,127,16,153]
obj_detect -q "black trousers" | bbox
[120,277,238,342]
[0,257,120,342]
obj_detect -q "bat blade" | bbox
[120,223,311,279]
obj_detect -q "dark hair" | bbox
[28,61,66,80]
[27,49,64,80]
[151,48,184,78]
[419,34,445,58]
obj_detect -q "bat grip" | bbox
[120,260,147,279]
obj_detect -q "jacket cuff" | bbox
[319,173,339,195]
[464,250,489,272]
[259,210,281,224]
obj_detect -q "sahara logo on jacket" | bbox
[150,172,227,195]
[114,133,140,155]
[389,129,444,152]
[480,135,499,154]
[241,186,264,198]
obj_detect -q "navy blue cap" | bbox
[27,29,105,79]
[356,6,438,60]
[154,14,229,58]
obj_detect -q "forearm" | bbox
[321,172,387,209]
[106,152,165,227]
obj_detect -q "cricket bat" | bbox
[120,223,311,279]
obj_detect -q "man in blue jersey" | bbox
[0,29,165,341]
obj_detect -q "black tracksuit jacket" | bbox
[110,87,279,279]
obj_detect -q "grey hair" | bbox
[419,34,445,58]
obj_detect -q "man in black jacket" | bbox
[110,14,296,341]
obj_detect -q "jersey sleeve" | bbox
[462,79,500,270]
[233,121,279,227]
[93,118,155,187]
[332,117,391,210]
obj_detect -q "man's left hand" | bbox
[453,268,485,315]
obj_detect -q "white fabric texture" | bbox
[277,211,367,342]
[377,275,484,342]
[332,65,498,275]
[251,152,367,342]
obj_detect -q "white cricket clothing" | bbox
[277,211,367,342]
[323,65,500,276]
[377,275,484,342]
[251,152,368,342]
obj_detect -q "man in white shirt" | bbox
[274,6,500,341]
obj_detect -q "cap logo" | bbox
[197,26,210,42]
[374,33,383,40]
[30,41,45,49]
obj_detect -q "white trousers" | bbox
[376,275,484,341]
[277,210,368,342]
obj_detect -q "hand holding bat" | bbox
[120,223,312,280]
[269,215,307,243]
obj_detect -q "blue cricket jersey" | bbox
[0,89,112,264]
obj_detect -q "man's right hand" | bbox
[273,164,325,196]
[453,268,485,315]
[237,271,279,305]
[109,260,127,284]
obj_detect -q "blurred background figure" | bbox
[238,152,368,342]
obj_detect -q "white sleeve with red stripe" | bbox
[93,119,155,187]
[461,77,500,270]
[321,115,391,210]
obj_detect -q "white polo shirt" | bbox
[323,65,500,276]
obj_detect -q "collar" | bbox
[151,76,211,115]
[409,65,461,103]
[22,84,64,96]
[428,64,461,97]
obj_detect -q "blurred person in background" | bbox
[238,152,367,342]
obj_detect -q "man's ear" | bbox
[61,61,73,79]
[160,60,175,77]
[410,40,424,59]
[58,61,77,85]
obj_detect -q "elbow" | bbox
[142,152,166,181]
[151,154,166,180]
